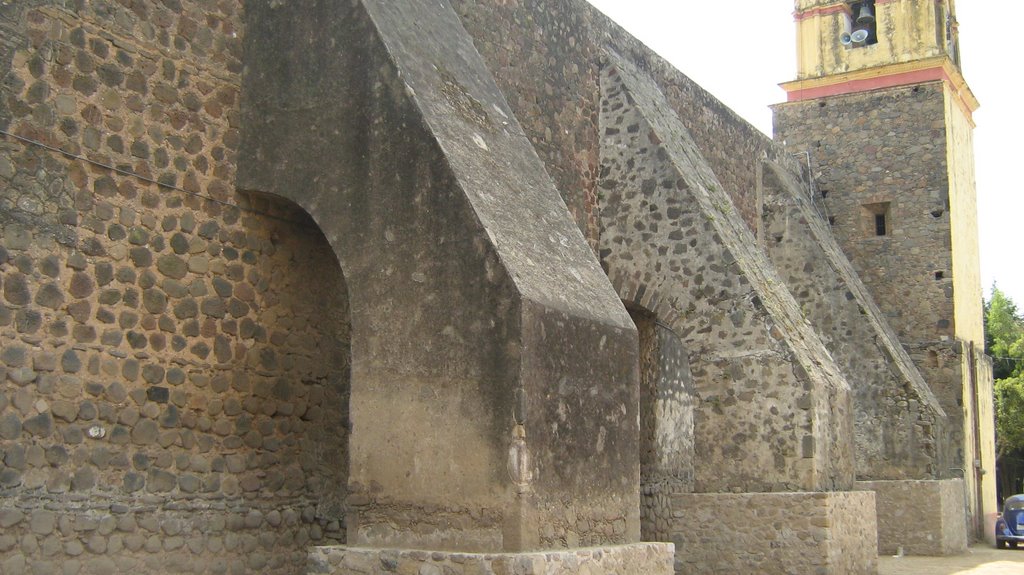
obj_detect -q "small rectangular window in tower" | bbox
[862,201,891,237]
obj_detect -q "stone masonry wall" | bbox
[668,491,877,575]
[1,1,354,573]
[631,308,660,502]
[908,342,967,478]
[857,479,968,555]
[761,160,945,480]
[240,0,645,551]
[598,53,855,494]
[630,308,695,543]
[452,0,780,250]
[307,542,675,575]
[773,83,954,345]
[449,0,604,248]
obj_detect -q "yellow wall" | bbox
[943,86,995,536]
[959,348,997,539]
[977,353,997,541]
[941,56,996,542]
[795,0,956,80]
[945,86,983,346]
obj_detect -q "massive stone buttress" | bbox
[599,52,854,496]
[597,51,877,574]
[760,159,947,481]
[239,0,656,558]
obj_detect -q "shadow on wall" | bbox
[626,304,696,544]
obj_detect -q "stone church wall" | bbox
[774,83,969,486]
[0,0,977,571]
[451,0,781,247]
[454,0,937,485]
[1,1,351,573]
[598,54,856,495]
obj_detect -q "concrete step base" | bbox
[307,542,675,574]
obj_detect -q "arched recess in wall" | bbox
[612,275,695,542]
[624,303,660,499]
[234,192,352,551]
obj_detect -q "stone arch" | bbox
[124,190,354,573]
[241,193,352,544]
[607,270,682,335]
[610,272,695,542]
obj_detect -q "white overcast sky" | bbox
[585,0,1024,309]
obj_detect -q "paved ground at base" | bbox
[879,545,1024,574]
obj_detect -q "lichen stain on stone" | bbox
[438,67,492,131]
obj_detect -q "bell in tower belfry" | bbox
[773,0,995,551]
[855,2,874,25]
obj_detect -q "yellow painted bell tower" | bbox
[790,0,962,80]
[773,0,996,542]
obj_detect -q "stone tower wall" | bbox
[760,159,945,480]
[773,82,954,345]
[1,1,354,573]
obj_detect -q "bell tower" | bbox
[773,0,996,540]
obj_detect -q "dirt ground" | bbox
[878,545,1024,574]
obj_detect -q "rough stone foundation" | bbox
[666,491,877,575]
[857,479,967,556]
[307,543,675,575]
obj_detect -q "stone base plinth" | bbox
[857,479,968,555]
[667,491,877,575]
[307,543,674,574]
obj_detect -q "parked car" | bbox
[996,494,1024,549]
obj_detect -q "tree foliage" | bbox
[987,287,1024,454]
[986,287,1024,497]
[986,287,1024,381]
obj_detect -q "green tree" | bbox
[986,287,1024,380]
[986,286,1024,497]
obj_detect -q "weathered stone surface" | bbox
[761,161,947,480]
[598,53,853,493]
[307,543,674,575]
[156,254,188,279]
[29,511,56,535]
[0,414,21,440]
[69,272,94,298]
[34,283,64,309]
[0,0,984,572]
[147,469,177,493]
[667,491,877,575]
[3,273,30,305]
[773,46,993,530]
[130,419,158,445]
[857,479,968,556]
[774,85,955,344]
[241,0,638,551]
[22,413,53,437]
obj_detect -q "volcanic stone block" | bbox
[668,491,877,575]
[857,479,967,556]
